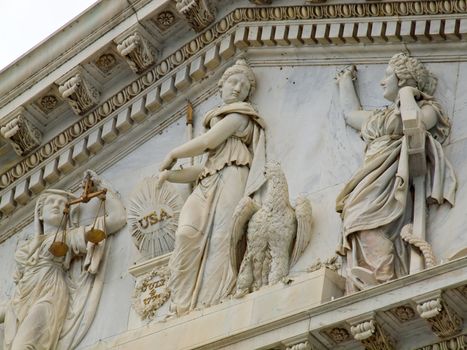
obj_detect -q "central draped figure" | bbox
[335,53,456,293]
[158,59,266,315]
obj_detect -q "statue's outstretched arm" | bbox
[83,170,126,235]
[336,66,372,131]
[159,164,204,185]
[103,186,126,235]
[160,113,249,171]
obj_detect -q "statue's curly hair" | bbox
[218,58,256,99]
[388,53,437,95]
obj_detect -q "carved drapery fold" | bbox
[0,109,42,156]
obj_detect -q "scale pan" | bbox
[86,228,106,244]
[49,241,69,257]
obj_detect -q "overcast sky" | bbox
[0,0,98,70]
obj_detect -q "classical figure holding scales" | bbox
[158,58,266,315]
[335,53,456,293]
[0,171,126,350]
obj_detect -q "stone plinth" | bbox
[84,267,344,350]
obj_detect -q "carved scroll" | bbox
[286,341,312,350]
[0,111,42,156]
[175,0,215,32]
[350,319,395,350]
[417,297,463,338]
[116,30,157,74]
[58,72,100,115]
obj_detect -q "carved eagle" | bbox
[230,161,313,297]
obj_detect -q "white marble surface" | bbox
[1,59,467,349]
[446,61,467,144]
[0,222,34,303]
[81,268,344,350]
[427,136,467,262]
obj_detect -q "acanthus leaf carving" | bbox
[116,30,158,74]
[175,0,215,32]
[0,109,42,156]
[58,71,100,116]
[350,318,395,350]
[416,297,463,338]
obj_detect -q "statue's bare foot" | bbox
[233,288,249,299]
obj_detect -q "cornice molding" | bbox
[1,0,467,230]
[0,0,153,110]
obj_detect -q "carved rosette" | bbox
[390,305,417,323]
[116,31,157,74]
[0,113,42,156]
[156,11,176,29]
[128,178,183,259]
[94,53,118,74]
[58,73,100,115]
[38,95,59,114]
[416,298,463,338]
[350,319,395,350]
[322,327,351,344]
[175,0,215,32]
[132,266,170,320]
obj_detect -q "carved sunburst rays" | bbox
[128,178,183,258]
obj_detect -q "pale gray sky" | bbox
[0,0,98,70]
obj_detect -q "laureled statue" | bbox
[158,58,266,315]
[335,53,456,293]
[0,170,126,350]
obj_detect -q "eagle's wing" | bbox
[290,195,313,267]
[230,196,260,272]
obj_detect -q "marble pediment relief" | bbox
[2,0,467,236]
[2,1,467,348]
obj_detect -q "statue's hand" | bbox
[159,153,177,171]
[157,170,170,188]
[398,86,421,100]
[83,169,102,190]
[335,65,357,84]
